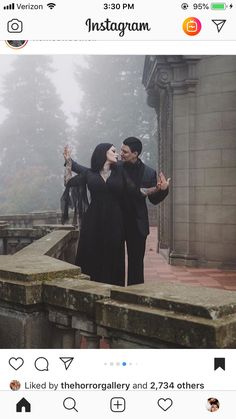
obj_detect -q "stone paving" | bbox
[144,227,236,291]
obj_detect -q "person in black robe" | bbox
[62,143,125,286]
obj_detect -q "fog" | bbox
[0,56,84,126]
[0,55,155,214]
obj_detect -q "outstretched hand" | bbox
[141,172,171,196]
[63,145,71,162]
[140,172,171,196]
[156,172,171,191]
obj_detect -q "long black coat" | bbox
[121,161,168,237]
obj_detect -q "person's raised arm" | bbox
[63,145,89,174]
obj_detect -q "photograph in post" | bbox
[0,55,235,349]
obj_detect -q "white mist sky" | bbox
[0,55,85,127]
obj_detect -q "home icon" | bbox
[16,397,31,413]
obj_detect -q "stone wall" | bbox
[143,56,236,268]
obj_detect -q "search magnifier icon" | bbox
[63,397,78,412]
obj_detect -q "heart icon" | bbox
[157,398,173,411]
[9,357,24,370]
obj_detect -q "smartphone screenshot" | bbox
[0,0,235,417]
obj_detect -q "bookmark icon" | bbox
[214,358,225,371]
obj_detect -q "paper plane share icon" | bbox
[212,19,226,33]
[60,357,74,370]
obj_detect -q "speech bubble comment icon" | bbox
[34,357,49,371]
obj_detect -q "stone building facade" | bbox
[143,56,236,268]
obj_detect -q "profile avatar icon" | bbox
[207,398,220,412]
[10,380,21,391]
[5,40,28,49]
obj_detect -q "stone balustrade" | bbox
[0,209,157,229]
[0,223,236,349]
[0,211,62,228]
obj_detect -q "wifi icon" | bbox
[47,2,56,9]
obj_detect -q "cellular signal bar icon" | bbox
[4,2,15,9]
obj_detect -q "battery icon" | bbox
[211,3,227,9]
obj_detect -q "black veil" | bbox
[60,173,89,227]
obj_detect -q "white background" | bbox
[0,0,236,53]
[0,349,235,418]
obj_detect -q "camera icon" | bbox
[7,19,23,33]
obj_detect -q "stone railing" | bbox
[0,225,45,255]
[0,224,236,349]
[0,211,62,228]
[0,209,157,228]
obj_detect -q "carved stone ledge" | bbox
[95,281,236,348]
[0,255,80,282]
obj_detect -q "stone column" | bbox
[0,223,9,255]
[143,56,201,265]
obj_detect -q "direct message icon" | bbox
[60,357,74,370]
[157,398,173,411]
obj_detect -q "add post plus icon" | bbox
[110,398,126,412]
[183,17,202,36]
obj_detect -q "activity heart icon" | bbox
[9,357,24,370]
[157,398,173,411]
